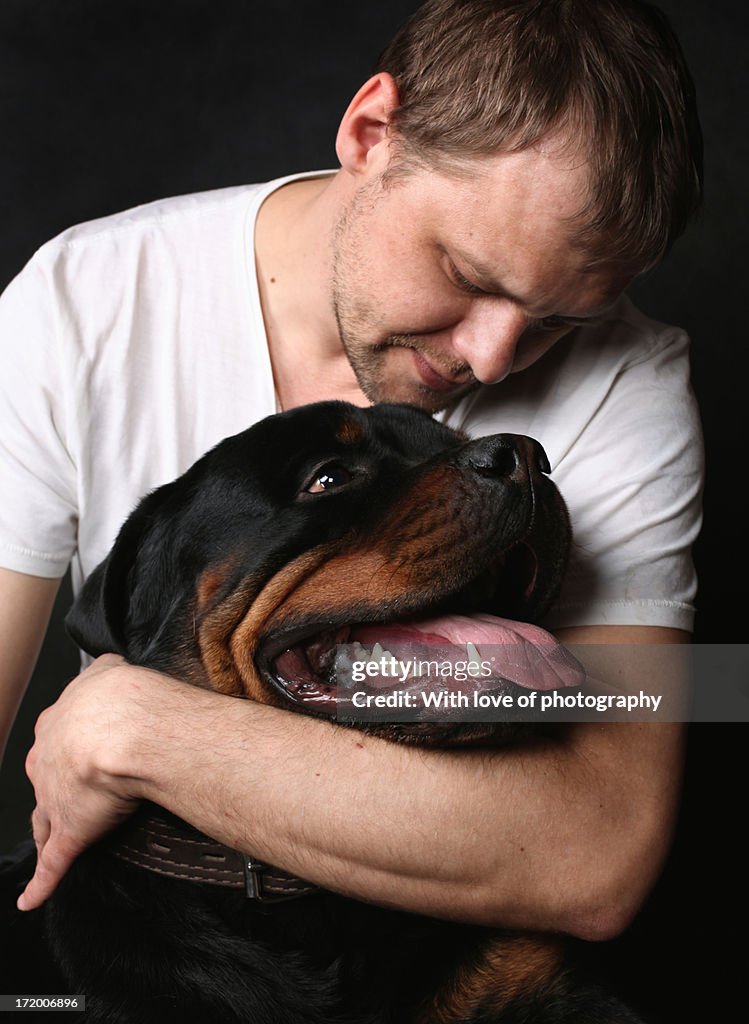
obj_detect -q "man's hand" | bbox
[19,655,149,910]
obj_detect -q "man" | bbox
[1,0,702,938]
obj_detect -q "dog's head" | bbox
[66,402,581,744]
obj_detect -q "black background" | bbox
[0,1,746,1019]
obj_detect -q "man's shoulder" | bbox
[0,186,262,331]
[36,169,333,257]
[38,183,266,256]
[24,170,332,284]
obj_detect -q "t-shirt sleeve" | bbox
[0,251,78,577]
[544,327,703,632]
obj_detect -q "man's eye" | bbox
[527,314,603,333]
[530,315,570,332]
[449,262,488,296]
[305,462,354,494]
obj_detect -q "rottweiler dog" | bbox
[1,401,642,1023]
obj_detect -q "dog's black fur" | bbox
[1,402,643,1023]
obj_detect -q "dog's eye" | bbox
[305,463,353,494]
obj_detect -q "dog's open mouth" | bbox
[262,618,582,711]
[255,542,583,718]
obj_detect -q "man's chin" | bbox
[351,353,476,412]
[362,377,480,413]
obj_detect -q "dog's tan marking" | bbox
[230,544,349,700]
[196,563,233,614]
[264,549,428,622]
[334,416,365,445]
[196,576,263,696]
[189,546,340,702]
[418,935,566,1023]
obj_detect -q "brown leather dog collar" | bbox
[106,807,319,902]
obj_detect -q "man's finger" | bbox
[17,836,77,911]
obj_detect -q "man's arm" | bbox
[19,622,687,939]
[0,568,61,764]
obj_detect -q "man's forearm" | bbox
[125,672,683,939]
[0,569,61,763]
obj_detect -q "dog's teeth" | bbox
[353,641,370,660]
[380,647,397,662]
[336,650,353,672]
[466,642,482,667]
[371,643,384,660]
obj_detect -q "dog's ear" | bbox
[64,490,168,659]
[64,558,122,657]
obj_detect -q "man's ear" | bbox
[335,72,401,176]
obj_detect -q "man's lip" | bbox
[411,350,471,393]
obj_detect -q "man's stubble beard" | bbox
[330,185,478,414]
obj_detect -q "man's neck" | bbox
[254,173,369,411]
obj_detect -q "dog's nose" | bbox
[459,434,551,478]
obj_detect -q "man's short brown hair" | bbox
[376,0,703,273]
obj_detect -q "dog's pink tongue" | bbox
[355,614,583,691]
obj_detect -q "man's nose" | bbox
[450,299,528,384]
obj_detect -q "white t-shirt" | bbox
[0,173,703,631]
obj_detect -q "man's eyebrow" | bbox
[458,255,508,292]
[450,249,566,314]
[450,248,616,321]
[447,248,514,299]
